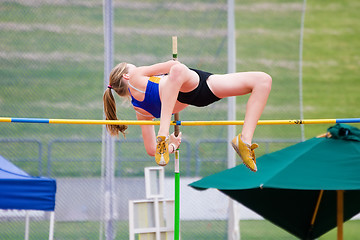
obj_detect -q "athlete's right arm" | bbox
[137,60,179,77]
[136,112,156,156]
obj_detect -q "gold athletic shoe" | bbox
[231,134,258,172]
[155,136,169,166]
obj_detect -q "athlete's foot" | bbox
[231,134,258,172]
[250,142,259,164]
[155,136,169,166]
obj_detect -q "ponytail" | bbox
[103,87,128,137]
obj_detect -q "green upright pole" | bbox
[172,36,180,240]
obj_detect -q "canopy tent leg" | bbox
[48,211,55,240]
[25,211,30,240]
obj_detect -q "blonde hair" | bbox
[103,62,130,137]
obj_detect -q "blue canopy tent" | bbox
[0,155,56,240]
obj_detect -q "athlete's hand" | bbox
[169,132,182,150]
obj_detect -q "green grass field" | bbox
[0,219,359,239]
[302,0,360,136]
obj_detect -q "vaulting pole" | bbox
[172,36,181,240]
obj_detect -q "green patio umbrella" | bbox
[190,124,360,240]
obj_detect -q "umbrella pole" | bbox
[337,190,344,240]
[310,190,324,226]
[307,190,324,239]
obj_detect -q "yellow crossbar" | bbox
[1,117,359,125]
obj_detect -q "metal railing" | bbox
[0,139,43,176]
[47,138,191,177]
[1,138,301,177]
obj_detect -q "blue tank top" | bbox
[129,76,162,118]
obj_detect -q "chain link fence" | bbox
[0,0,304,239]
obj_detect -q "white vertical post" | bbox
[154,197,161,240]
[227,0,236,168]
[102,0,116,239]
[128,202,135,240]
[299,0,307,142]
[227,0,240,239]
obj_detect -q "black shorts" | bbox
[177,68,221,107]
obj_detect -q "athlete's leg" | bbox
[158,63,198,136]
[155,63,198,166]
[208,71,271,171]
[208,71,272,144]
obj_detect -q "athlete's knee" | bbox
[169,63,188,83]
[258,72,272,92]
[170,63,187,75]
